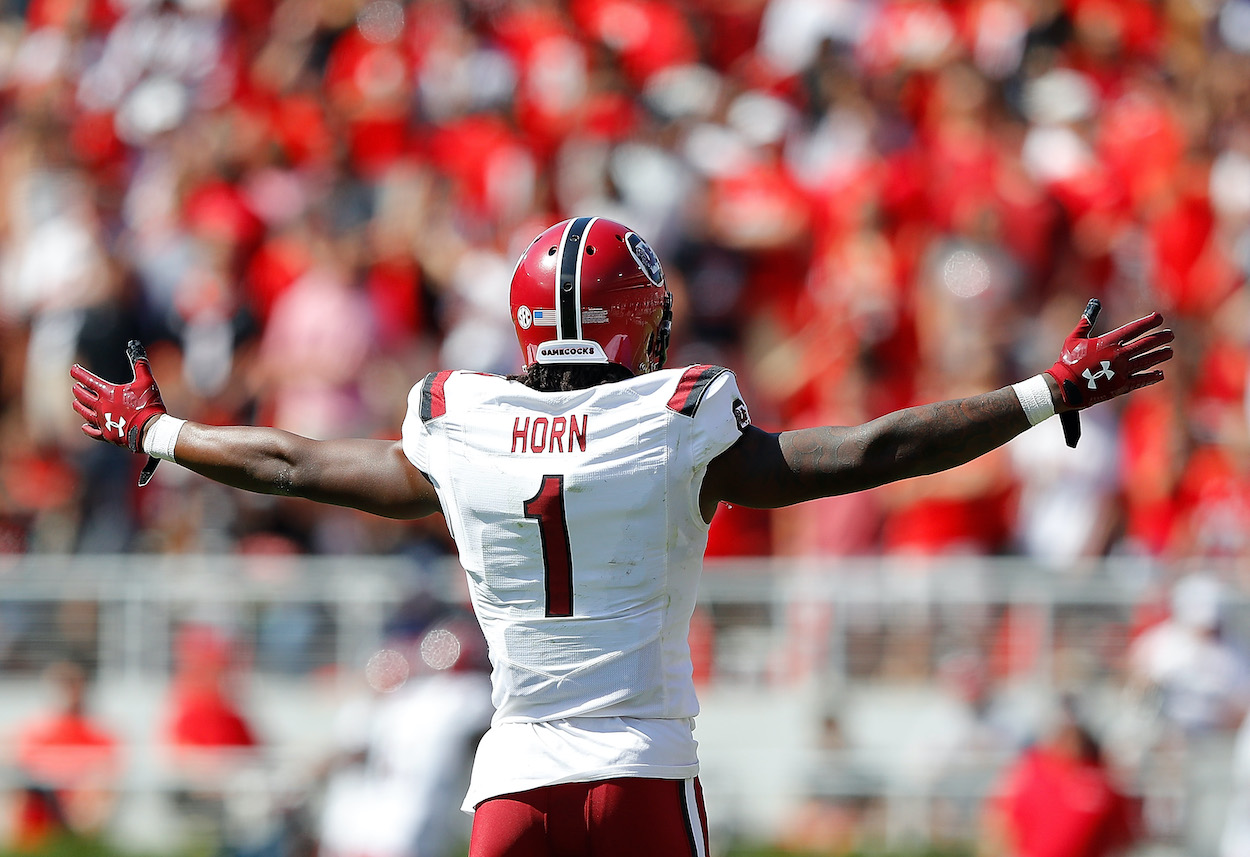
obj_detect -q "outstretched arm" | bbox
[704,384,1036,514]
[702,306,1173,517]
[167,425,440,519]
[71,342,441,520]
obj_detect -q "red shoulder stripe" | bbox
[419,370,454,423]
[666,365,727,417]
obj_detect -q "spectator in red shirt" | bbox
[164,624,260,767]
[981,698,1139,857]
[10,661,119,851]
[161,624,263,852]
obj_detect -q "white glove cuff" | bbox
[1012,375,1056,426]
[142,414,185,462]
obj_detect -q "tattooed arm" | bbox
[699,382,1049,522]
[699,306,1174,520]
[167,424,442,519]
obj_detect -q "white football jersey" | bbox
[400,365,750,727]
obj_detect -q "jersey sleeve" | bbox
[675,366,752,470]
[399,370,454,473]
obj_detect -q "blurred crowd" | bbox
[0,0,1248,566]
[2,3,1250,854]
[7,598,493,857]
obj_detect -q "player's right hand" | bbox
[71,340,168,452]
[1046,310,1174,410]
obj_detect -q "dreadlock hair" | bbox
[509,362,635,392]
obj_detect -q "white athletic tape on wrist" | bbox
[141,414,185,462]
[1012,375,1056,426]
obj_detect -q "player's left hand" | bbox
[1046,310,1174,410]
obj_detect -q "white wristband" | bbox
[1012,375,1056,426]
[141,414,185,462]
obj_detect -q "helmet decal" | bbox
[556,216,597,341]
[625,232,664,286]
[535,339,610,364]
[516,305,533,330]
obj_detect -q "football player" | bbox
[71,217,1173,857]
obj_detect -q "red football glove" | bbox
[1046,307,1173,410]
[71,340,167,485]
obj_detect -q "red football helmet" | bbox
[510,217,673,374]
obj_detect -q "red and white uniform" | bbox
[400,364,750,810]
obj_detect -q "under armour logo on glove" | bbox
[104,413,127,437]
[1047,305,1173,410]
[1082,362,1115,389]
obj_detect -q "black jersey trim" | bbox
[419,370,454,423]
[666,365,728,417]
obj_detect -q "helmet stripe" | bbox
[572,216,599,341]
[556,216,595,340]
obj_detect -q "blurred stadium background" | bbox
[0,0,1249,855]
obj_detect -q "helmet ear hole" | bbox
[586,246,596,255]
[547,246,557,256]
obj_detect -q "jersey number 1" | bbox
[524,475,574,617]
